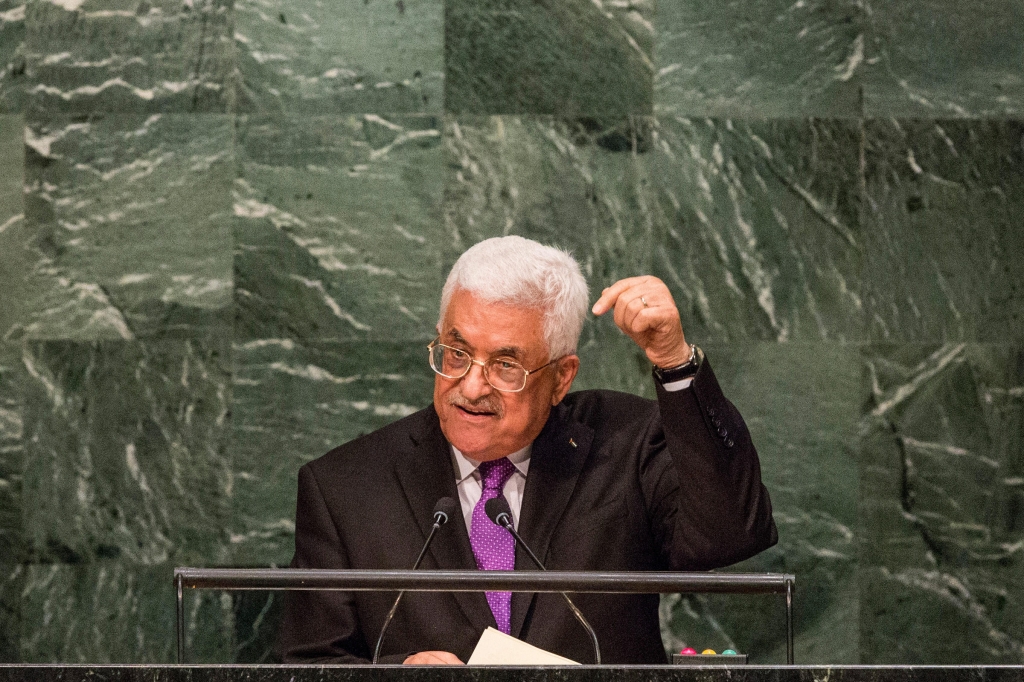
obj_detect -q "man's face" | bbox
[433,288,579,462]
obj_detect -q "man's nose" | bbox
[459,361,493,400]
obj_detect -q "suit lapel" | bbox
[510,403,594,639]
[394,406,497,633]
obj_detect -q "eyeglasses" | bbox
[428,339,555,393]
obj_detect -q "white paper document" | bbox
[467,627,580,666]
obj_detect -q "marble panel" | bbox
[8,113,233,342]
[659,342,860,664]
[650,117,864,344]
[863,120,1024,343]
[0,1,26,113]
[234,114,445,344]
[0,115,25,345]
[443,115,659,396]
[174,589,283,663]
[0,344,23,663]
[24,0,234,115]
[861,0,1024,117]
[444,0,654,116]
[860,343,1024,663]
[19,561,230,663]
[0,564,22,663]
[227,590,281,663]
[0,120,24,615]
[575,322,660,403]
[0,344,23,563]
[235,0,443,114]
[0,116,20,212]
[654,0,864,118]
[229,338,434,567]
[21,337,232,566]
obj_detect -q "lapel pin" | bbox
[568,438,577,448]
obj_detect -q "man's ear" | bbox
[551,355,580,405]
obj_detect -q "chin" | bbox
[447,430,493,458]
[443,424,508,460]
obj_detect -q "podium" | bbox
[2,666,1023,682]
[174,568,796,664]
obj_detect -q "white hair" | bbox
[439,236,589,358]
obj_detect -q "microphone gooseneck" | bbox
[484,496,602,665]
[372,496,458,664]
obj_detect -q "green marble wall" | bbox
[0,0,1021,666]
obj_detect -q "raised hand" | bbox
[591,275,692,369]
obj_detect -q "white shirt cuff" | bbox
[660,377,693,392]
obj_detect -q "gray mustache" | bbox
[447,392,505,418]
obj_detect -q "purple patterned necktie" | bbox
[470,457,517,634]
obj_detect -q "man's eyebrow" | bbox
[492,346,524,359]
[443,330,523,359]
[447,329,468,345]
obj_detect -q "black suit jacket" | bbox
[276,358,777,664]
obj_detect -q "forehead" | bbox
[440,289,547,357]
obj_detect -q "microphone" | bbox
[372,496,459,664]
[485,496,602,664]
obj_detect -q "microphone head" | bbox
[432,496,459,525]
[484,496,513,527]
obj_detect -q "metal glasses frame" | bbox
[427,339,555,393]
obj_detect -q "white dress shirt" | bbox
[450,444,531,534]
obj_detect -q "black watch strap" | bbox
[653,344,702,384]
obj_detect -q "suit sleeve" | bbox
[275,464,381,663]
[641,356,778,570]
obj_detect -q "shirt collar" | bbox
[451,443,532,484]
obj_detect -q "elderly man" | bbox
[276,236,777,664]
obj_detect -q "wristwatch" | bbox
[652,343,702,384]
